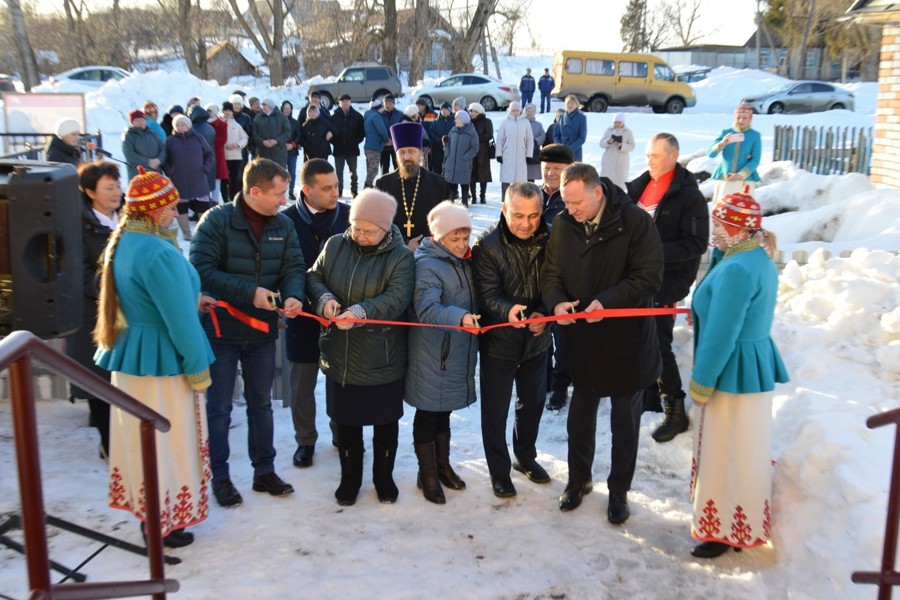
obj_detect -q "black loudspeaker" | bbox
[0,161,82,338]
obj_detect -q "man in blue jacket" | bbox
[519,68,536,105]
[554,96,588,161]
[538,68,555,114]
[282,159,350,468]
[190,158,306,508]
[363,98,390,188]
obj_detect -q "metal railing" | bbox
[0,132,104,162]
[773,125,873,175]
[0,330,178,600]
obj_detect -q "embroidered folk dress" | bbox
[95,221,214,535]
[688,237,789,550]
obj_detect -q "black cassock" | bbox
[376,169,451,242]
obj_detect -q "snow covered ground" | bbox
[0,55,897,599]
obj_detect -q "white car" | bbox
[50,66,131,87]
[413,73,520,112]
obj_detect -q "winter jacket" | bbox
[363,108,390,152]
[443,122,479,185]
[689,239,788,402]
[224,118,248,161]
[538,74,555,94]
[526,117,546,181]
[282,198,350,364]
[708,126,762,182]
[146,119,166,142]
[471,113,494,183]
[300,116,335,160]
[519,74,536,95]
[553,109,587,161]
[307,226,415,387]
[122,125,166,181]
[163,129,214,200]
[208,116,229,180]
[298,104,332,124]
[496,113,534,184]
[405,237,478,411]
[251,109,292,166]
[428,113,454,174]
[541,179,664,397]
[380,108,404,146]
[626,163,709,306]
[44,135,81,167]
[189,193,306,344]
[331,106,365,157]
[472,214,551,364]
[542,186,565,227]
[188,106,217,158]
[233,111,252,157]
[285,114,301,157]
[599,125,636,191]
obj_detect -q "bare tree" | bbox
[174,0,207,78]
[407,0,429,86]
[448,0,498,73]
[228,0,288,85]
[793,0,817,79]
[662,0,712,46]
[382,0,397,71]
[6,0,40,90]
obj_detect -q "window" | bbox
[342,69,364,82]
[654,64,676,82]
[464,76,488,85]
[792,83,813,94]
[811,83,834,93]
[368,68,389,81]
[440,76,462,87]
[565,58,583,74]
[619,61,648,78]
[586,59,615,76]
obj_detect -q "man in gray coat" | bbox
[251,97,292,168]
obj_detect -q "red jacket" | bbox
[209,117,229,180]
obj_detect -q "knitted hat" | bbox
[467,102,484,114]
[539,143,574,165]
[205,103,219,114]
[261,97,276,108]
[507,101,522,113]
[370,97,383,110]
[614,112,625,123]
[55,118,80,138]
[455,110,471,124]
[167,104,184,116]
[383,93,396,103]
[712,185,763,230]
[128,109,145,124]
[390,122,424,150]
[427,200,472,239]
[403,104,419,118]
[248,96,259,106]
[439,101,452,111]
[452,97,467,109]
[222,101,234,112]
[349,189,397,232]
[229,94,244,106]
[125,166,179,214]
[172,114,192,131]
[415,97,430,107]
[142,101,158,113]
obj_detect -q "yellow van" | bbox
[552,51,696,114]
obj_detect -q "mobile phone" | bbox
[730,132,745,142]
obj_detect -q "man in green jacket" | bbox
[190,158,306,508]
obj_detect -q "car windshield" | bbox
[766,82,796,94]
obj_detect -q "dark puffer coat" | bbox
[471,113,494,183]
[44,135,81,167]
[163,129,214,200]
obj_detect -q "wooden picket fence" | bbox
[772,125,873,175]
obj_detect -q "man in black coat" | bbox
[626,133,709,442]
[282,159,350,468]
[331,94,365,198]
[375,121,450,251]
[541,163,663,525]
[471,182,552,499]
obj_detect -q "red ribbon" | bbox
[208,301,271,338]
[282,307,689,335]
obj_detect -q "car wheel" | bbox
[829,103,845,111]
[419,95,434,109]
[318,92,334,111]
[664,97,685,114]
[480,96,498,111]
[768,102,784,114]
[651,105,665,114]
[589,96,608,113]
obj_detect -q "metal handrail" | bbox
[0,330,179,599]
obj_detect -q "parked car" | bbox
[742,81,855,114]
[0,74,15,92]
[413,73,520,112]
[308,63,402,110]
[49,66,131,87]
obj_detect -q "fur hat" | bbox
[403,104,419,118]
[390,121,424,150]
[467,102,484,114]
[125,166,179,214]
[55,118,80,138]
[128,109,145,124]
[712,185,763,230]
[228,94,244,106]
[427,200,472,239]
[538,143,574,165]
[172,114,192,131]
[454,110,471,124]
[349,189,397,232]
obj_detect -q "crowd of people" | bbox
[60,89,785,561]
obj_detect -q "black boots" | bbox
[692,541,741,558]
[652,393,689,443]
[335,443,364,506]
[372,441,399,503]
[414,442,446,504]
[434,432,466,490]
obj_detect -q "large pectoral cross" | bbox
[404,219,414,237]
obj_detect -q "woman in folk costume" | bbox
[94,167,215,549]
[688,186,789,558]
[707,101,761,204]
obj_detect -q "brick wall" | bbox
[872,25,900,188]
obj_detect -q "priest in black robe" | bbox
[376,121,451,251]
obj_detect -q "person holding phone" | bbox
[708,101,761,203]
[599,113,635,191]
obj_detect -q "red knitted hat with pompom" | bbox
[712,184,762,230]
[125,166,179,214]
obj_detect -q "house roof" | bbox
[846,0,900,21]
[657,44,746,52]
[207,40,257,68]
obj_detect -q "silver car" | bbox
[49,65,131,87]
[742,81,855,114]
[413,73,520,112]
